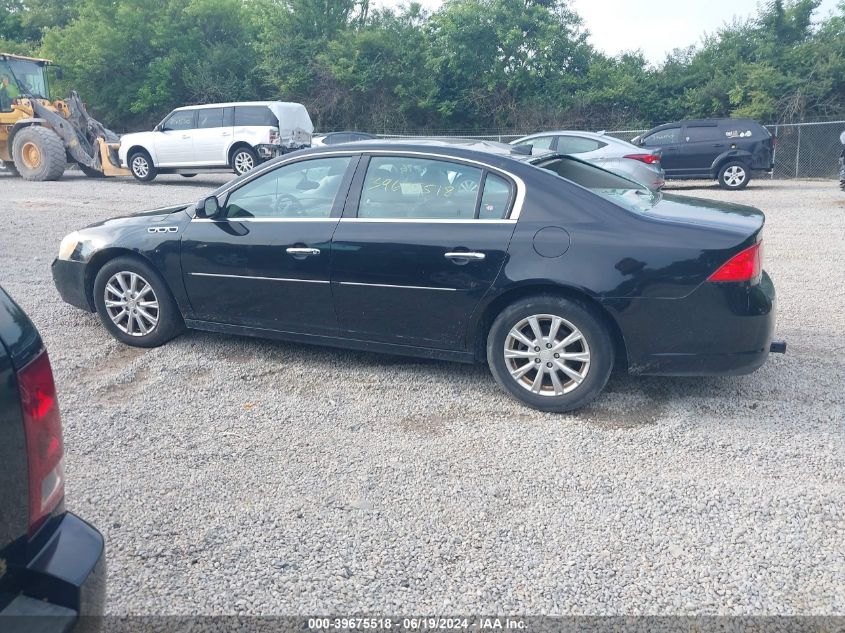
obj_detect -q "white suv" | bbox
[118,101,313,182]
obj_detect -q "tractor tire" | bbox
[12,126,67,182]
[2,161,19,176]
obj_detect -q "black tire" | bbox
[12,126,66,181]
[486,295,614,412]
[717,160,751,190]
[93,255,185,348]
[180,173,197,178]
[128,149,157,182]
[78,165,105,178]
[230,146,258,175]
[2,161,19,176]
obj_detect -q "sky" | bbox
[376,0,842,65]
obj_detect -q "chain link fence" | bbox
[376,120,845,180]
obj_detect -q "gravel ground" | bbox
[0,172,843,616]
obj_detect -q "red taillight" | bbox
[623,153,660,164]
[708,242,763,283]
[18,349,65,535]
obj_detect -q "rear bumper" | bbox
[610,272,777,376]
[0,512,106,632]
[51,259,93,312]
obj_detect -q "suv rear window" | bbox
[234,106,277,127]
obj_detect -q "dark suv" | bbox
[0,286,105,631]
[633,119,774,190]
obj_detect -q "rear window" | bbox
[234,106,277,127]
[536,157,655,213]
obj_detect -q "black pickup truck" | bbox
[0,286,105,631]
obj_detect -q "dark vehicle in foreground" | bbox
[0,287,105,630]
[52,141,784,412]
[632,118,774,190]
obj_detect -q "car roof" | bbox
[337,137,535,157]
[172,101,302,111]
[646,118,764,131]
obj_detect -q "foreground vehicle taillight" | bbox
[708,242,763,283]
[18,349,65,535]
[623,153,660,164]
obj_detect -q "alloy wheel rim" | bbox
[234,152,254,174]
[104,271,159,336]
[504,314,591,396]
[132,156,149,178]
[724,166,746,186]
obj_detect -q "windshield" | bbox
[0,59,49,101]
[534,156,657,213]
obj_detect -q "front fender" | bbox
[710,149,753,176]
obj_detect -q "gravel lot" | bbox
[0,171,843,616]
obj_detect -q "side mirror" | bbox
[196,195,221,219]
[54,66,64,80]
[631,135,642,146]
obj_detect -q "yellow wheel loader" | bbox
[0,53,128,181]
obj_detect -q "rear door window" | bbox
[642,128,680,147]
[478,173,512,219]
[684,126,720,142]
[358,156,482,219]
[235,106,277,127]
[196,107,224,129]
[556,136,606,154]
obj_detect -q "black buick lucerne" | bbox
[52,140,782,412]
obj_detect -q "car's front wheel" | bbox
[128,150,157,182]
[487,295,614,412]
[93,256,184,347]
[718,161,751,190]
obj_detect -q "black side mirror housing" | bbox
[54,66,64,81]
[196,195,221,219]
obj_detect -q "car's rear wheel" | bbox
[718,161,751,190]
[93,256,184,347]
[231,146,258,175]
[487,295,614,412]
[128,150,157,182]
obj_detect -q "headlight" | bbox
[58,231,80,261]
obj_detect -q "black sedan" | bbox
[52,140,782,412]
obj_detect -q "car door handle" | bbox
[286,247,321,256]
[445,251,485,260]
[221,132,230,136]
[181,135,190,139]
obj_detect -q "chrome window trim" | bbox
[338,218,515,224]
[189,272,329,284]
[338,281,456,292]
[192,217,338,223]
[198,149,527,220]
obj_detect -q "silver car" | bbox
[511,131,665,190]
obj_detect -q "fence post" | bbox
[795,125,801,178]
[772,124,778,179]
